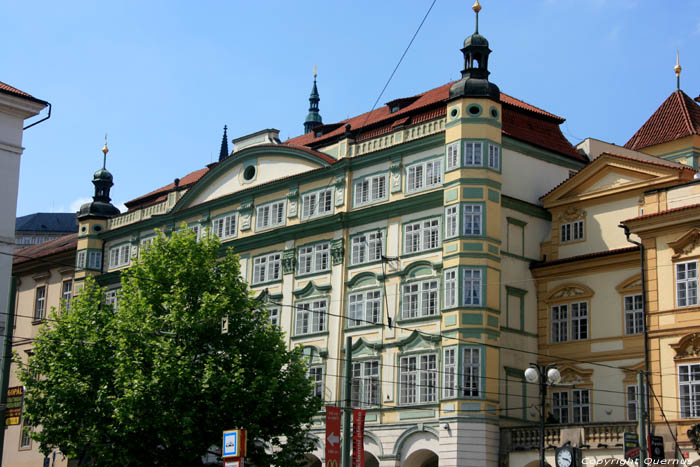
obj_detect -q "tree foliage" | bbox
[19,229,322,466]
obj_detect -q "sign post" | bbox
[352,409,366,467]
[5,386,23,426]
[222,429,246,467]
[624,432,640,460]
[326,406,341,467]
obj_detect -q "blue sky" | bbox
[4,0,700,216]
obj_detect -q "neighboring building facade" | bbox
[72,7,596,466]
[4,234,76,467]
[15,212,78,249]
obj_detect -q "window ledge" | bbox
[397,314,441,325]
[348,260,383,270]
[345,323,383,332]
[296,270,332,280]
[401,248,442,260]
[251,279,283,287]
[291,330,329,340]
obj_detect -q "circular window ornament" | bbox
[93,225,102,232]
[467,104,482,117]
[450,108,459,119]
[80,226,87,233]
[490,107,499,119]
[243,165,256,181]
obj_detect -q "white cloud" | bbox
[69,197,92,212]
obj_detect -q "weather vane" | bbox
[102,133,109,169]
[313,65,317,79]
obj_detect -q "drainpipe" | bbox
[0,275,18,465]
[23,102,52,130]
[619,224,652,444]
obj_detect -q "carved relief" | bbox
[556,363,593,385]
[669,228,700,259]
[239,199,253,231]
[672,333,700,360]
[334,175,345,207]
[331,239,345,265]
[558,206,586,223]
[287,188,298,218]
[544,283,594,303]
[390,156,402,193]
[282,249,296,274]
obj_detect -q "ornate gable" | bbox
[615,274,642,293]
[672,333,700,361]
[544,283,595,303]
[557,363,593,385]
[668,228,700,259]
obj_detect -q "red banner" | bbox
[352,409,366,467]
[325,406,341,467]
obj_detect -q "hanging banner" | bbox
[5,386,24,426]
[624,432,640,459]
[649,435,665,461]
[325,406,341,467]
[352,408,366,467]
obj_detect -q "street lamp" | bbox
[525,364,561,467]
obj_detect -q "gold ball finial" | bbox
[675,50,682,76]
[472,0,482,13]
[313,65,317,79]
[102,133,109,156]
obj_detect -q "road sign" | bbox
[326,406,341,467]
[223,429,246,458]
[352,409,366,467]
[624,432,640,459]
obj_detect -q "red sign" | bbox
[352,409,366,467]
[325,406,341,467]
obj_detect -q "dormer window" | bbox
[390,105,401,113]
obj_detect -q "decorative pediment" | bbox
[557,206,586,223]
[350,337,383,357]
[672,333,700,361]
[615,274,642,293]
[345,272,379,289]
[390,330,441,351]
[292,281,331,299]
[544,283,594,303]
[400,260,442,279]
[301,345,327,364]
[668,228,700,259]
[622,361,645,384]
[556,363,593,385]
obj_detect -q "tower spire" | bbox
[102,133,109,169]
[473,0,481,33]
[77,137,120,219]
[218,125,229,162]
[675,50,682,91]
[304,66,323,134]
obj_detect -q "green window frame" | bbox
[353,172,388,207]
[350,229,385,266]
[347,288,382,328]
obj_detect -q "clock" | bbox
[555,445,579,467]
[556,449,572,467]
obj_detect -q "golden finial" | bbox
[102,133,109,156]
[675,50,682,90]
[313,65,318,79]
[472,0,482,13]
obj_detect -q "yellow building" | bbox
[5,234,76,467]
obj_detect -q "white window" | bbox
[680,363,700,418]
[354,174,387,206]
[488,143,500,170]
[34,286,46,320]
[105,288,120,311]
[551,304,568,343]
[445,205,458,239]
[252,253,282,284]
[463,141,483,166]
[463,269,482,306]
[404,218,440,254]
[295,299,327,335]
[400,354,437,404]
[140,236,155,253]
[444,269,457,308]
[298,243,330,275]
[552,391,569,424]
[571,302,588,340]
[109,244,131,269]
[443,348,457,398]
[62,280,73,312]
[256,201,285,230]
[189,224,201,241]
[402,280,439,319]
[406,158,442,192]
[212,213,237,240]
[76,250,86,270]
[87,251,102,271]
[308,366,324,399]
[572,389,590,423]
[446,142,459,170]
[463,205,482,236]
[627,385,638,421]
[268,307,280,327]
[302,188,333,219]
[677,261,698,307]
[351,231,383,265]
[463,348,481,397]
[347,290,381,327]
[560,220,584,242]
[352,360,380,407]
[19,423,32,449]
[625,294,644,335]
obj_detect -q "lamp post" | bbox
[525,364,561,467]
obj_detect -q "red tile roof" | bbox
[0,80,48,104]
[530,246,639,269]
[625,90,700,151]
[13,233,78,266]
[285,81,583,161]
[623,202,700,223]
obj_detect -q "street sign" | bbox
[222,429,246,458]
[325,406,341,467]
[5,386,23,426]
[352,409,366,467]
[649,435,665,461]
[624,432,640,459]
[224,461,240,467]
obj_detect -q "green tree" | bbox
[18,229,322,466]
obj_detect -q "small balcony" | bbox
[502,421,637,452]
